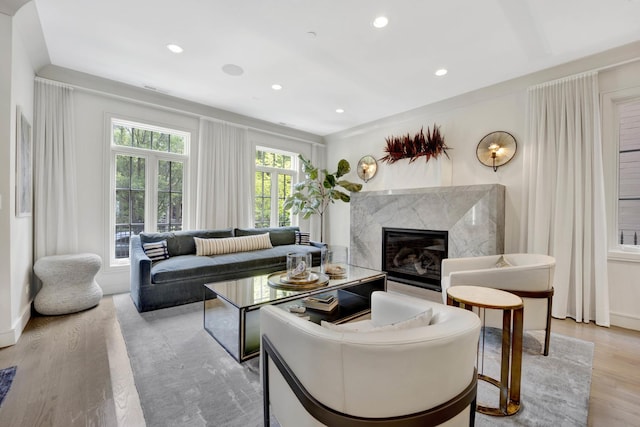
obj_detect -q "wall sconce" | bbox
[356,155,378,183]
[476,131,517,172]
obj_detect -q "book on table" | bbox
[302,293,338,311]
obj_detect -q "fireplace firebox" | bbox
[382,227,448,292]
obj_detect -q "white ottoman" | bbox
[34,253,103,315]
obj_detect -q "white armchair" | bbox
[441,253,555,355]
[260,291,481,427]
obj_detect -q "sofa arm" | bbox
[129,235,152,311]
[309,240,327,248]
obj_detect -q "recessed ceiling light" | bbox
[435,68,448,77]
[373,16,388,28]
[166,44,183,54]
[222,64,244,76]
[272,84,283,91]
[336,108,345,114]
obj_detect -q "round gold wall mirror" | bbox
[476,131,517,172]
[357,155,378,183]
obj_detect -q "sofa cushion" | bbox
[194,233,272,256]
[149,244,321,284]
[235,226,298,246]
[140,228,234,256]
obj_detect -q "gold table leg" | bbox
[476,306,522,416]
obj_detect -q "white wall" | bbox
[325,47,640,331]
[9,6,35,339]
[0,6,37,347]
[0,12,15,347]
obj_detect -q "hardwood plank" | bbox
[551,318,640,427]
[0,298,143,427]
[105,299,145,427]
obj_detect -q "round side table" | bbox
[446,285,523,417]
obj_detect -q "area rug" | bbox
[0,365,17,408]
[475,327,593,426]
[113,294,593,427]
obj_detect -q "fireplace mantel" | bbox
[350,184,505,274]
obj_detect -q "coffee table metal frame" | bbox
[446,285,524,417]
[203,265,387,362]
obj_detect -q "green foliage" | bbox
[284,155,362,240]
[254,150,295,228]
[113,124,185,154]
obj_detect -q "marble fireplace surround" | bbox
[350,184,505,274]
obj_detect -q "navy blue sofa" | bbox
[129,226,323,312]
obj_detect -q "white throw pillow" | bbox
[321,307,433,333]
[194,233,272,256]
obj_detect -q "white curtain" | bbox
[195,119,252,229]
[521,72,610,326]
[33,79,79,259]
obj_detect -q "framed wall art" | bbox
[16,106,32,217]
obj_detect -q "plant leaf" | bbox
[337,180,362,192]
[332,190,351,202]
[336,159,351,177]
[324,174,336,188]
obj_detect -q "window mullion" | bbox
[270,171,279,227]
[147,155,158,232]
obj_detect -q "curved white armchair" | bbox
[260,291,481,427]
[441,253,555,355]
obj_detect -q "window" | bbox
[254,148,297,228]
[111,119,189,263]
[618,100,640,246]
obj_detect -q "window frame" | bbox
[254,146,299,228]
[108,117,190,267]
[602,87,640,263]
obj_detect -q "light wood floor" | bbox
[0,297,144,427]
[1,294,639,427]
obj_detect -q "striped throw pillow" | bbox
[295,231,311,245]
[142,240,170,262]
[194,233,273,256]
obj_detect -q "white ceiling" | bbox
[33,0,640,136]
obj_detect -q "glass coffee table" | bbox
[203,265,387,362]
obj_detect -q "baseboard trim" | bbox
[100,282,129,296]
[610,311,640,332]
[0,304,32,348]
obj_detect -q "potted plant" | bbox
[284,155,362,242]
